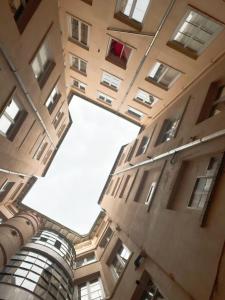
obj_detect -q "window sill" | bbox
[100,82,118,92]
[70,66,87,77]
[133,98,152,108]
[68,37,89,51]
[167,41,198,60]
[105,55,127,70]
[145,77,169,91]
[38,61,55,89]
[114,12,142,31]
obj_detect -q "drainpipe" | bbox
[112,128,225,176]
[118,0,176,109]
[0,46,57,149]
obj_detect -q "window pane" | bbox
[5,99,20,119]
[0,114,11,134]
[132,0,150,22]
[81,23,88,45]
[72,18,79,40]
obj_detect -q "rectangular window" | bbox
[127,106,144,120]
[77,278,104,300]
[119,175,131,198]
[99,227,113,248]
[116,0,150,24]
[111,177,120,196]
[0,97,27,141]
[147,62,181,90]
[106,38,132,69]
[145,182,157,206]
[136,136,150,156]
[70,17,89,48]
[42,149,52,165]
[57,123,66,138]
[9,0,41,33]
[0,180,15,202]
[101,72,121,91]
[111,243,131,280]
[155,118,180,145]
[168,9,224,58]
[140,279,165,300]
[71,78,87,93]
[125,139,138,162]
[33,140,48,160]
[53,108,64,129]
[10,183,24,200]
[97,92,113,105]
[31,41,54,88]
[45,86,60,114]
[76,253,96,268]
[70,55,87,75]
[135,89,159,107]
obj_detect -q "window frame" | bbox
[167,7,224,59]
[45,85,61,114]
[145,182,157,206]
[69,16,90,49]
[77,277,105,300]
[135,89,159,107]
[71,78,87,93]
[127,106,144,120]
[110,242,131,281]
[97,91,113,105]
[101,71,121,91]
[70,54,87,75]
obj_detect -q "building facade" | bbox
[0,0,225,300]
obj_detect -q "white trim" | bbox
[145,181,157,206]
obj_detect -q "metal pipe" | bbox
[112,128,225,175]
[118,0,176,109]
[0,46,57,149]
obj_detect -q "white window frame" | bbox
[0,180,9,194]
[76,253,96,268]
[116,0,151,23]
[0,98,21,137]
[135,89,159,106]
[111,243,131,281]
[145,182,157,206]
[69,16,90,47]
[77,277,105,300]
[101,71,121,90]
[170,8,224,56]
[31,42,50,80]
[97,91,113,105]
[71,78,87,92]
[70,54,87,74]
[127,106,144,119]
[45,86,59,109]
[148,61,181,89]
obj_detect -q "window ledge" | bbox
[100,82,118,92]
[70,66,87,77]
[145,77,169,91]
[105,55,127,70]
[114,12,142,31]
[133,98,152,108]
[167,41,198,60]
[68,37,89,51]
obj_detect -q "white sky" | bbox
[24,96,140,235]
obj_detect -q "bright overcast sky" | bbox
[24,96,140,235]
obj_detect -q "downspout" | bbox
[118,0,176,109]
[112,128,225,176]
[0,46,57,149]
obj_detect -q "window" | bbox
[101,72,121,91]
[147,62,181,90]
[45,86,60,114]
[0,97,27,141]
[57,123,66,138]
[168,9,224,59]
[0,180,15,202]
[135,89,159,106]
[53,108,64,129]
[155,118,180,145]
[97,92,113,105]
[119,175,131,198]
[42,149,52,165]
[188,157,223,210]
[31,41,54,88]
[76,253,96,268]
[115,0,150,29]
[70,16,89,48]
[106,38,132,69]
[145,182,157,206]
[9,0,41,33]
[111,243,131,280]
[136,136,150,156]
[197,81,225,123]
[70,55,87,75]
[99,227,113,248]
[111,177,121,196]
[71,78,87,92]
[10,183,24,200]
[125,139,138,162]
[78,278,104,300]
[140,280,165,300]
[33,139,48,160]
[127,106,144,120]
